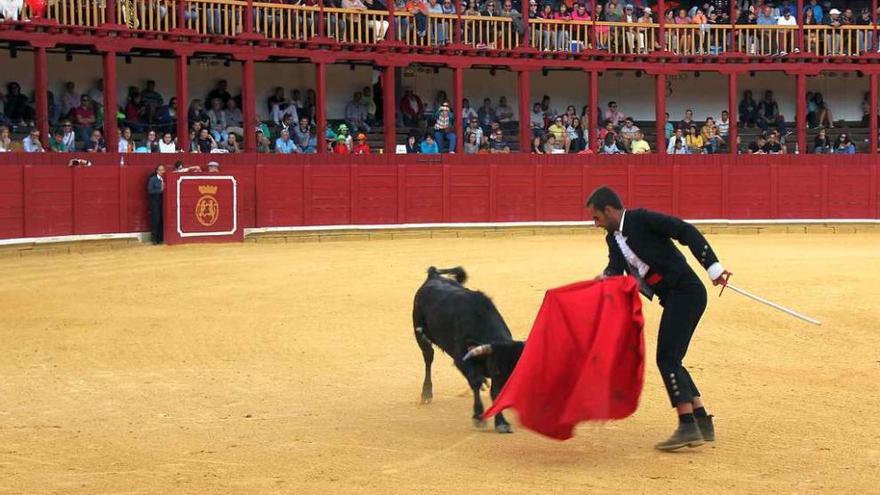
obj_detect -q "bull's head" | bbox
[463,341,525,380]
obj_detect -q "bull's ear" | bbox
[490,341,525,361]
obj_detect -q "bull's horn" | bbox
[463,344,492,361]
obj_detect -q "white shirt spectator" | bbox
[776,14,797,25]
[530,109,545,129]
[272,103,298,126]
[23,135,45,153]
[88,87,104,107]
[717,118,730,137]
[118,137,131,153]
[62,129,76,150]
[159,140,177,153]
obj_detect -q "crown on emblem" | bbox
[199,185,218,195]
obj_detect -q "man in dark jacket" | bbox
[586,186,732,451]
[147,165,166,244]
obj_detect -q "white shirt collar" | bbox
[618,209,627,233]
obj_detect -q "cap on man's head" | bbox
[624,4,633,9]
[208,161,220,169]
[830,8,841,14]
[356,133,367,140]
[643,7,651,13]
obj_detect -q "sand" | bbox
[1,232,878,494]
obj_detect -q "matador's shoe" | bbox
[654,422,705,451]
[697,415,715,442]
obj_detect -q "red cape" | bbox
[483,276,645,440]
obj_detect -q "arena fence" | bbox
[0,154,877,241]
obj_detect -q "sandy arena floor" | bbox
[1,232,879,494]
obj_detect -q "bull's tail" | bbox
[427,266,468,284]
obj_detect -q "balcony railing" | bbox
[10,3,880,58]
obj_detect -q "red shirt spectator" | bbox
[333,138,350,154]
[353,133,371,154]
[399,89,424,125]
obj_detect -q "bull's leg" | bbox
[490,378,513,434]
[471,386,486,428]
[455,360,487,428]
[414,327,434,404]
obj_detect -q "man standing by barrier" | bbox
[585,186,732,451]
[147,165,166,245]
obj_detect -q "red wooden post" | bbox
[387,0,397,42]
[870,73,878,154]
[874,0,879,52]
[730,0,738,51]
[728,71,737,154]
[241,58,257,152]
[655,73,666,154]
[318,0,326,38]
[34,46,50,148]
[796,0,804,53]
[175,53,190,152]
[245,0,254,34]
[177,0,187,30]
[103,50,119,153]
[796,73,806,154]
[382,65,397,153]
[454,0,462,45]
[657,0,666,51]
[522,0,530,48]
[517,68,531,152]
[316,61,327,153]
[453,65,464,153]
[588,70,598,152]
[106,0,117,25]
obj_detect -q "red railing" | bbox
[0,153,877,240]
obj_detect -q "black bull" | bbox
[412,266,525,433]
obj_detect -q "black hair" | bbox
[586,186,623,210]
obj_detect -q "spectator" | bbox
[270,87,297,125]
[220,134,241,153]
[290,89,306,118]
[60,81,80,119]
[224,99,245,137]
[805,0,823,23]
[59,120,76,151]
[433,102,456,152]
[718,110,731,138]
[196,128,217,153]
[464,132,480,154]
[489,129,510,153]
[813,128,832,153]
[678,109,695,131]
[157,98,177,133]
[207,161,221,173]
[764,131,785,153]
[599,120,618,143]
[604,100,626,128]
[619,117,640,150]
[72,95,97,143]
[857,8,873,54]
[46,91,60,126]
[404,0,429,40]
[353,133,371,154]
[601,133,622,154]
[399,88,424,127]
[686,125,705,153]
[466,118,484,145]
[159,132,178,153]
[336,123,353,150]
[85,129,107,152]
[497,96,514,123]
[804,8,820,49]
[0,126,11,152]
[188,99,210,129]
[530,103,545,137]
[362,86,377,126]
[141,80,164,124]
[748,135,767,154]
[667,128,686,153]
[540,95,558,122]
[825,9,843,55]
[757,90,786,132]
[405,134,420,153]
[207,80,232,106]
[3,82,33,127]
[143,130,160,153]
[420,134,439,154]
[833,133,856,154]
[88,79,104,112]
[547,116,569,152]
[275,114,294,142]
[124,92,146,132]
[345,91,370,133]
[22,129,44,152]
[701,118,722,153]
[461,98,478,122]
[118,127,135,153]
[543,134,558,153]
[293,117,316,153]
[275,129,300,153]
[531,135,544,154]
[477,98,496,133]
[207,98,229,142]
[569,117,586,152]
[812,92,833,129]
[256,129,271,153]
[664,112,674,139]
[739,90,759,127]
[630,131,651,154]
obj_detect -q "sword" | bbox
[723,283,822,326]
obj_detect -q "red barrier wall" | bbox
[0,153,878,241]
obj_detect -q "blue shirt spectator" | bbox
[275,130,300,154]
[420,136,439,154]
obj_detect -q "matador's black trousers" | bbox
[656,272,708,407]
